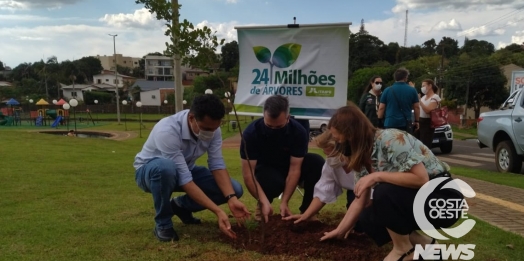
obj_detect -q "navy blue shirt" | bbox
[240,117,308,170]
[380,82,419,128]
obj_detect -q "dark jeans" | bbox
[358,181,463,246]
[415,117,434,148]
[255,153,324,213]
[135,158,244,230]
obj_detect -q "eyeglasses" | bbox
[374,82,382,84]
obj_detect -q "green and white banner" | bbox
[234,23,350,119]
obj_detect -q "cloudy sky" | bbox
[1,0,524,68]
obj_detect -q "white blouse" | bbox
[313,163,355,204]
[419,93,441,118]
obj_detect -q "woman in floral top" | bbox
[320,104,461,261]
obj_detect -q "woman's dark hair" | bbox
[263,95,289,119]
[363,75,382,94]
[422,79,438,93]
[328,103,376,172]
[190,94,225,121]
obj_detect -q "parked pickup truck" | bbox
[477,88,524,173]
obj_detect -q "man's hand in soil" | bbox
[217,210,237,239]
[260,201,273,223]
[228,197,251,226]
[279,202,292,218]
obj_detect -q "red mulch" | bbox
[219,214,388,261]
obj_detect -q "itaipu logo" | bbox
[413,177,476,260]
[249,43,335,97]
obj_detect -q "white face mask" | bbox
[421,86,427,94]
[197,130,215,141]
[191,120,215,141]
[373,84,382,91]
[326,157,345,168]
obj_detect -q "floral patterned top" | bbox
[354,128,450,183]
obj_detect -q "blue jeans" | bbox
[135,158,244,230]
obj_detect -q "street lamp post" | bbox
[63,103,70,131]
[29,99,34,125]
[122,100,128,131]
[205,89,213,94]
[94,100,98,122]
[136,101,142,138]
[69,99,78,134]
[163,99,168,115]
[182,100,187,110]
[108,33,121,124]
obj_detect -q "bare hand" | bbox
[409,81,415,87]
[260,202,273,223]
[320,228,347,241]
[354,174,377,198]
[282,214,307,224]
[228,198,251,226]
[217,210,237,239]
[279,202,292,218]
[413,122,420,131]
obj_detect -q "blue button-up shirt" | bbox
[133,110,226,186]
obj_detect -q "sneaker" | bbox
[153,227,179,242]
[170,198,201,224]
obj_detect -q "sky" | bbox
[1,0,524,68]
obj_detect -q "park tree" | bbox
[74,56,104,82]
[460,39,495,57]
[220,40,239,72]
[422,38,437,56]
[0,60,4,71]
[501,43,524,53]
[348,31,386,74]
[137,0,225,111]
[443,57,508,118]
[437,37,460,58]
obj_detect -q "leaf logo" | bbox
[253,43,302,84]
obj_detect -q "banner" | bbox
[511,71,524,93]
[234,23,350,119]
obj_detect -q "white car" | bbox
[309,119,329,132]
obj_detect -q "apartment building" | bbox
[95,54,141,71]
[144,55,173,81]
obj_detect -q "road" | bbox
[432,138,500,172]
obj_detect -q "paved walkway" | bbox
[222,134,524,237]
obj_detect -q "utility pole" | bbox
[173,0,184,113]
[109,34,121,124]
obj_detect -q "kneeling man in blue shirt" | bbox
[134,94,250,242]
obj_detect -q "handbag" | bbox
[391,87,413,134]
[430,99,448,128]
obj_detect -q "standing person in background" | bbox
[377,68,420,133]
[416,79,441,148]
[359,75,383,128]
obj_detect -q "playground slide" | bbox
[36,116,43,126]
[51,116,63,128]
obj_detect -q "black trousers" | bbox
[415,117,434,148]
[358,181,463,246]
[255,153,324,213]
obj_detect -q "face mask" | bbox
[191,120,215,141]
[326,157,345,168]
[421,86,427,94]
[373,84,382,91]
[335,140,352,157]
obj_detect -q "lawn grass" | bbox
[452,125,478,138]
[451,166,524,190]
[0,129,523,261]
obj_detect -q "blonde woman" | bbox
[417,79,441,148]
[284,130,356,223]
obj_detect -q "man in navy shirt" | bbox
[134,94,250,242]
[240,95,324,222]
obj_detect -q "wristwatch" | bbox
[225,193,237,201]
